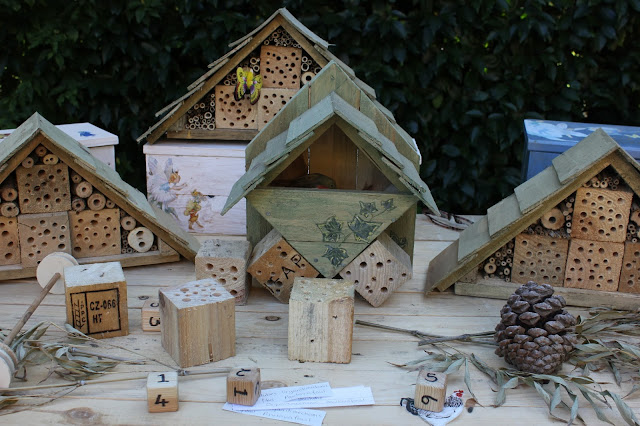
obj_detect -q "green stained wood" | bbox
[286,98,333,145]
[457,216,490,262]
[552,129,617,184]
[384,202,416,260]
[610,151,640,195]
[425,239,461,293]
[487,194,522,237]
[309,63,350,107]
[514,166,563,214]
[286,240,369,278]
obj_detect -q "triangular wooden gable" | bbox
[138,8,378,145]
[0,113,200,280]
[425,129,640,293]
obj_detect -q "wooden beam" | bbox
[166,129,258,141]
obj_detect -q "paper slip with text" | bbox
[223,406,326,426]
[261,382,334,402]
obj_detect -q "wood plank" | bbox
[166,129,258,141]
[308,124,358,189]
[384,202,417,259]
[457,216,490,262]
[552,128,617,184]
[425,239,460,293]
[142,140,246,158]
[455,278,640,310]
[487,193,522,237]
[610,150,640,195]
[514,167,563,214]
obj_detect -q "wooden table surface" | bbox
[0,215,636,425]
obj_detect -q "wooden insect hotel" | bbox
[139,8,375,235]
[426,129,640,310]
[221,61,438,306]
[0,113,199,281]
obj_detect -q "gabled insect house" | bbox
[221,62,438,307]
[426,129,640,310]
[0,113,199,281]
[139,8,374,235]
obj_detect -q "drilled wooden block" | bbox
[259,45,302,89]
[247,229,319,303]
[65,262,129,339]
[0,217,20,266]
[511,233,569,286]
[288,277,355,364]
[414,370,447,412]
[339,233,412,307]
[15,163,71,213]
[214,85,258,130]
[619,242,640,294]
[17,212,72,267]
[195,239,252,305]
[160,279,235,368]
[572,187,632,243]
[257,88,298,130]
[564,238,623,292]
[69,208,121,258]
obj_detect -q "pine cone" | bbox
[495,281,578,374]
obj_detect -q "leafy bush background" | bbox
[1,0,639,213]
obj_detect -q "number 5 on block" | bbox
[147,371,178,412]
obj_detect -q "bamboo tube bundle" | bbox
[105,199,115,209]
[21,154,37,168]
[34,144,48,157]
[71,197,86,212]
[73,180,93,198]
[70,170,83,184]
[0,202,19,217]
[87,192,106,211]
[0,176,18,202]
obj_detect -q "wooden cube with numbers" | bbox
[415,370,447,412]
[64,262,129,339]
[141,299,161,332]
[227,367,261,406]
[147,371,179,413]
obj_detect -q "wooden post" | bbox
[142,299,161,332]
[288,277,355,364]
[159,279,235,368]
[414,370,447,412]
[64,262,129,339]
[226,367,261,406]
[247,229,319,303]
[147,371,179,413]
[195,239,252,305]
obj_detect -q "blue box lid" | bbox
[525,119,640,157]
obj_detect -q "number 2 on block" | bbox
[155,394,169,406]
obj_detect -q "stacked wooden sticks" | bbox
[70,170,114,212]
[481,240,514,281]
[263,27,301,48]
[185,92,216,131]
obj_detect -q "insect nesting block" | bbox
[147,371,179,413]
[247,229,319,303]
[288,277,355,364]
[339,233,412,307]
[414,370,447,412]
[195,239,252,305]
[64,262,129,339]
[227,367,261,406]
[159,279,235,368]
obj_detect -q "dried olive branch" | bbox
[355,319,495,345]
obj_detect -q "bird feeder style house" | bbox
[222,62,438,306]
[426,129,640,310]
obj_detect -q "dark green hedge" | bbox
[1,0,639,213]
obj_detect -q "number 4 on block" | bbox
[147,371,179,413]
[415,370,447,412]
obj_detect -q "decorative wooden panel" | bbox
[0,217,20,266]
[619,242,640,294]
[572,187,632,243]
[564,238,623,292]
[512,233,569,286]
[69,208,122,258]
[214,85,258,130]
[257,88,298,130]
[259,45,302,89]
[17,212,71,267]
[15,164,71,213]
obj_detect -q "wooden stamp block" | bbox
[619,242,640,294]
[69,208,122,258]
[159,279,235,368]
[257,88,298,130]
[195,239,252,305]
[18,212,72,267]
[64,262,129,339]
[142,299,161,332]
[564,238,623,292]
[512,233,569,286]
[214,85,258,130]
[15,163,71,213]
[414,370,447,412]
[247,229,319,303]
[0,216,20,266]
[339,233,412,307]
[227,367,261,406]
[572,187,632,242]
[260,45,302,89]
[288,277,355,364]
[147,371,179,413]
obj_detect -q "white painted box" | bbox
[0,122,119,169]
[143,140,247,235]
